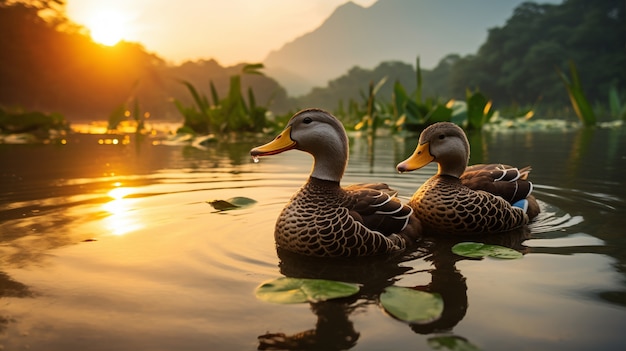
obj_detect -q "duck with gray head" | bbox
[251,108,422,257]
[396,122,539,236]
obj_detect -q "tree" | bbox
[449,0,625,110]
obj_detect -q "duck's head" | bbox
[250,108,349,182]
[396,122,470,178]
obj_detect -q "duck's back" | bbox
[409,175,528,235]
[275,177,416,257]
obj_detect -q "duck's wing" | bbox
[343,184,418,239]
[461,164,533,204]
[344,182,398,197]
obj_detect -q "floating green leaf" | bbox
[428,335,482,351]
[380,286,443,323]
[207,196,257,211]
[255,277,360,304]
[452,242,523,259]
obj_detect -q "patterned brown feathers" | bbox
[251,109,421,257]
[397,122,539,235]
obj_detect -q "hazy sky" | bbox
[66,0,378,65]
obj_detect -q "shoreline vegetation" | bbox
[1,0,624,143]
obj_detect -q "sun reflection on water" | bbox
[103,185,143,236]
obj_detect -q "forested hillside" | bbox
[296,0,625,115]
[0,1,290,121]
[451,0,625,108]
[1,0,623,122]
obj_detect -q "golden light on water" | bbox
[98,136,130,145]
[103,186,143,236]
[108,186,133,200]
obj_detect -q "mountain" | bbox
[263,0,560,96]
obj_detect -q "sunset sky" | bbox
[66,0,378,65]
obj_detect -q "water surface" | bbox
[1,126,625,350]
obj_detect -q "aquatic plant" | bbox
[0,107,69,140]
[557,60,596,126]
[353,76,388,134]
[392,57,453,131]
[255,277,360,304]
[464,88,494,130]
[173,63,269,135]
[608,83,626,120]
[106,97,148,134]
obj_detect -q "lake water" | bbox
[1,124,625,351]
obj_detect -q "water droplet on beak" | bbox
[252,156,260,163]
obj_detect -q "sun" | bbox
[85,10,129,46]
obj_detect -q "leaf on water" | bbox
[379,286,443,324]
[255,277,360,304]
[207,196,257,211]
[427,335,482,351]
[451,242,523,259]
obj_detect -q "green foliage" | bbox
[608,83,626,120]
[354,77,388,134]
[465,89,493,130]
[0,2,291,121]
[450,0,624,110]
[0,107,69,139]
[106,96,147,133]
[391,58,497,131]
[557,60,596,126]
[451,242,523,259]
[303,61,417,114]
[379,286,444,324]
[2,0,622,125]
[106,103,127,131]
[255,277,360,304]
[173,64,270,134]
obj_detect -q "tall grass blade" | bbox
[209,80,220,106]
[107,103,126,130]
[608,84,625,120]
[415,56,422,104]
[556,61,596,126]
[180,80,209,113]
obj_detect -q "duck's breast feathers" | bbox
[275,179,419,257]
[412,175,528,235]
[461,164,534,203]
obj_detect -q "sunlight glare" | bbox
[108,187,133,200]
[103,187,143,236]
[85,10,130,46]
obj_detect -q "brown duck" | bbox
[396,122,539,235]
[251,108,421,257]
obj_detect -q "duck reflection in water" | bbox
[257,228,530,350]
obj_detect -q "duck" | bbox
[250,108,422,257]
[396,121,540,236]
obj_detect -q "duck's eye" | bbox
[303,117,313,124]
[438,134,445,140]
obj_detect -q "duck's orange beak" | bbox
[396,142,434,172]
[250,126,296,157]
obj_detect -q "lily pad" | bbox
[379,286,443,324]
[452,242,523,259]
[427,335,482,351]
[255,277,360,304]
[208,196,257,211]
